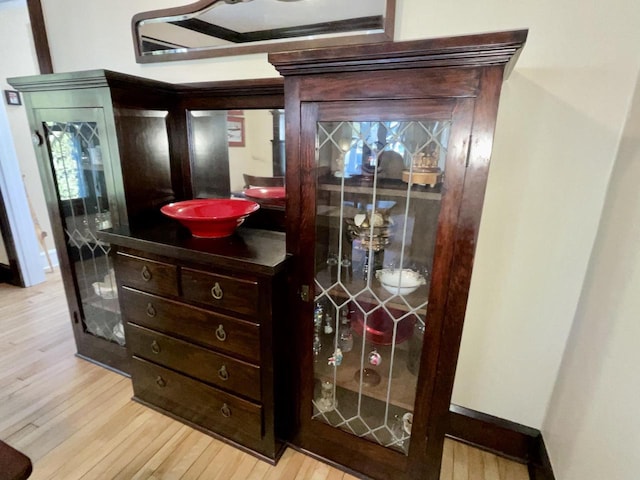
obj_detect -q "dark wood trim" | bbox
[0,264,12,284]
[0,193,24,287]
[270,29,528,76]
[448,404,538,462]
[528,435,556,480]
[26,0,53,74]
[447,404,555,480]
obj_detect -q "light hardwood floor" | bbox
[0,271,529,480]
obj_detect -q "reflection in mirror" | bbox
[189,109,285,199]
[133,0,394,63]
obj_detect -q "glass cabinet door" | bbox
[306,99,470,454]
[38,109,124,347]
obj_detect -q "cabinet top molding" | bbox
[8,70,284,97]
[269,29,528,77]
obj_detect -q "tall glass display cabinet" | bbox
[270,30,527,480]
[9,71,176,374]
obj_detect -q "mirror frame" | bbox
[132,0,395,64]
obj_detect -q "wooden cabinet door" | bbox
[292,97,475,480]
[33,107,129,373]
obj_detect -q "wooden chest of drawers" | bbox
[101,225,289,463]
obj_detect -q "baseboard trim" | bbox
[447,404,555,480]
[528,435,556,480]
[0,263,11,283]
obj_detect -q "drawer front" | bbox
[181,268,259,317]
[128,324,261,401]
[116,253,178,297]
[121,287,261,362]
[131,357,263,442]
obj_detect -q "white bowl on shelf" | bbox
[375,268,426,296]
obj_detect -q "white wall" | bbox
[228,110,275,191]
[0,0,53,257]
[5,0,636,428]
[542,72,640,480]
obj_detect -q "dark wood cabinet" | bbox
[8,71,176,374]
[269,30,527,480]
[100,224,289,462]
[8,72,285,375]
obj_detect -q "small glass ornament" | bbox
[313,333,322,357]
[324,314,334,334]
[368,348,382,366]
[328,347,343,366]
[338,324,353,353]
[316,380,337,412]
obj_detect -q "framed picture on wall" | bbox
[227,116,245,147]
[4,90,21,106]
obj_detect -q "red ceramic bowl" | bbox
[243,186,286,200]
[160,199,259,238]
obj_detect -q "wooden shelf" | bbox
[84,295,121,315]
[318,177,442,201]
[313,329,419,411]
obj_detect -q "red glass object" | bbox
[243,186,286,200]
[160,199,259,238]
[350,303,416,346]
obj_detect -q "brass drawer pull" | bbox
[151,340,161,354]
[156,376,166,387]
[146,303,156,317]
[215,324,227,342]
[211,282,223,300]
[218,364,229,381]
[141,265,152,282]
[220,403,232,418]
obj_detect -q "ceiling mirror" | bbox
[132,0,395,63]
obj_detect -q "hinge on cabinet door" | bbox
[300,284,310,302]
[465,135,473,168]
[73,311,79,324]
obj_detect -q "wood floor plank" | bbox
[111,418,185,480]
[128,425,192,480]
[440,438,454,480]
[244,457,273,480]
[78,410,176,479]
[453,440,470,480]
[0,270,531,480]
[147,428,213,479]
[193,443,245,480]
[177,437,226,480]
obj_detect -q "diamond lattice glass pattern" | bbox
[45,121,123,346]
[312,119,450,453]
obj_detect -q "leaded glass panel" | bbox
[312,119,450,454]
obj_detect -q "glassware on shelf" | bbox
[375,268,427,296]
[313,118,451,453]
[338,308,353,353]
[316,380,337,412]
[407,323,425,375]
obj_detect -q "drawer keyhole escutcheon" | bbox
[218,364,229,381]
[146,303,156,317]
[215,324,227,342]
[141,265,152,282]
[211,282,223,300]
[221,403,232,418]
[151,341,161,354]
[156,376,166,387]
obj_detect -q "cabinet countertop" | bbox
[99,222,288,276]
